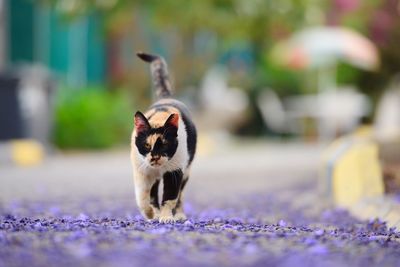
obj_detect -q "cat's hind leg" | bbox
[174,177,189,221]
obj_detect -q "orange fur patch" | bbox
[145,106,180,128]
[146,134,162,149]
[167,114,179,128]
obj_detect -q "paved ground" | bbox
[1,141,400,267]
[0,140,322,203]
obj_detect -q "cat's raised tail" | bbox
[136,52,172,99]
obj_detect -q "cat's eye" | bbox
[144,143,151,150]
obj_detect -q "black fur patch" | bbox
[176,178,189,209]
[181,113,197,165]
[135,132,151,156]
[151,137,163,155]
[150,180,160,209]
[162,169,183,205]
[136,52,159,62]
[150,102,197,165]
[135,126,178,159]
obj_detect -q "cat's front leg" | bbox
[149,179,160,220]
[159,169,183,223]
[133,171,155,220]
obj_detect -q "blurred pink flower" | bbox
[369,9,395,46]
[333,0,360,12]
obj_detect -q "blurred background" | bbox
[1,0,400,204]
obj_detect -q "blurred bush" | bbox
[259,58,304,96]
[53,87,132,149]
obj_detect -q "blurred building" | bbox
[4,0,106,87]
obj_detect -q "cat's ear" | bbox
[134,111,150,134]
[164,113,179,129]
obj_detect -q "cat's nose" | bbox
[151,155,161,162]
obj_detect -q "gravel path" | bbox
[1,185,400,267]
[1,142,399,267]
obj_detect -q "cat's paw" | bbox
[158,214,176,224]
[151,207,160,220]
[140,206,154,220]
[174,212,187,221]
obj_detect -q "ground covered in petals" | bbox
[1,186,400,267]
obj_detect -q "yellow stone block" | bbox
[11,140,44,166]
[383,210,400,228]
[319,136,353,196]
[333,140,383,207]
[353,203,380,220]
[353,125,373,138]
[321,131,384,208]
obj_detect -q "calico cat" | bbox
[131,52,197,223]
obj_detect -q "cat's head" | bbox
[134,111,179,168]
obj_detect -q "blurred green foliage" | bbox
[337,64,361,86]
[46,0,326,93]
[53,87,133,149]
[259,58,305,95]
[45,0,400,135]
[45,0,400,98]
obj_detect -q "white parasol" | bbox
[272,26,379,71]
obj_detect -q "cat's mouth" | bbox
[149,159,164,167]
[149,156,166,167]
